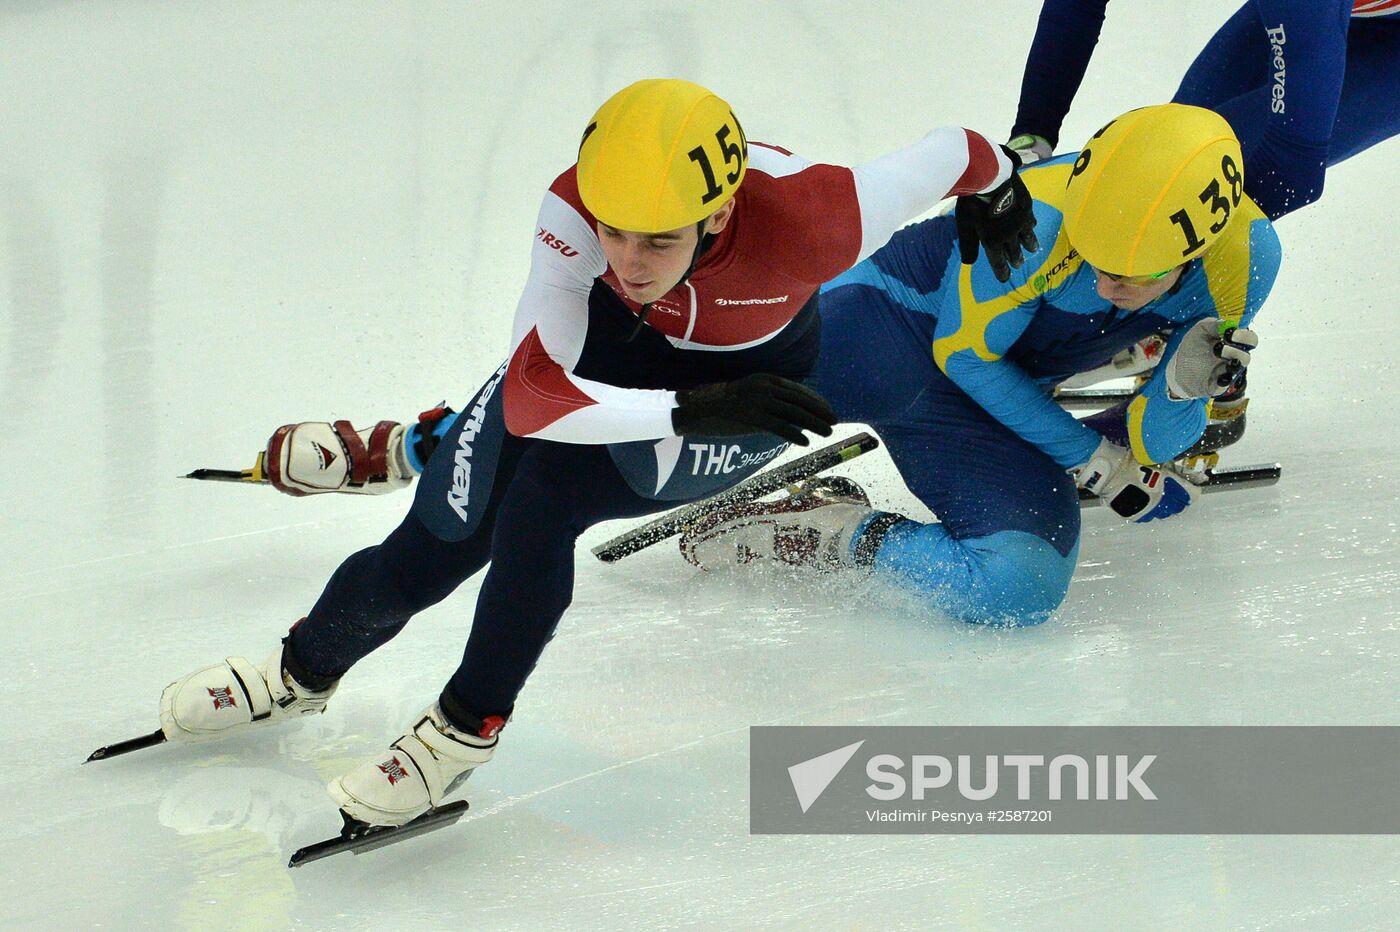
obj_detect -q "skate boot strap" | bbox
[264,647,336,710]
[225,656,277,721]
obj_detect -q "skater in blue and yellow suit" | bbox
[682,105,1281,627]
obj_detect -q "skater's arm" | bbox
[932,238,1106,470]
[1010,0,1111,150]
[1123,213,1281,463]
[845,127,1014,265]
[501,185,678,444]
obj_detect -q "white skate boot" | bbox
[681,476,891,570]
[159,643,337,744]
[1056,333,1168,390]
[329,704,503,827]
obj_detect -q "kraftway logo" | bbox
[715,294,788,306]
[447,360,508,522]
[787,740,1157,813]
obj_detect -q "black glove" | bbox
[955,145,1040,283]
[672,373,837,446]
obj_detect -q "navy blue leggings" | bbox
[1174,4,1400,217]
[289,434,669,718]
[284,284,816,723]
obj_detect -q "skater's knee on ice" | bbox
[879,523,1073,628]
[949,532,1073,627]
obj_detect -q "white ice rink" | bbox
[3,1,1398,928]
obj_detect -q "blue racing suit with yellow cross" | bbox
[812,152,1282,625]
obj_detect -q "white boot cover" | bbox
[159,648,335,743]
[328,704,499,827]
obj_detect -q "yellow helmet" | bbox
[1061,104,1244,276]
[577,78,747,233]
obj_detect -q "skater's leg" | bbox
[443,440,682,718]
[286,365,525,683]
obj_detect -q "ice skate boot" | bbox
[680,475,897,570]
[329,703,503,828]
[1056,333,1168,391]
[159,636,337,744]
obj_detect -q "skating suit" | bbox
[813,154,1282,626]
[290,129,1011,718]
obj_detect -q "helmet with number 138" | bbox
[1062,103,1245,279]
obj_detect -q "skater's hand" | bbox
[266,420,414,496]
[1075,438,1198,523]
[1165,318,1258,400]
[672,373,836,446]
[956,145,1040,282]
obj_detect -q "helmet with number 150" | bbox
[1062,104,1244,277]
[577,78,748,234]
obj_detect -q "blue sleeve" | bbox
[1124,216,1282,463]
[1123,325,1211,465]
[933,250,1104,471]
[405,408,462,474]
[1010,0,1111,147]
[1247,0,1351,217]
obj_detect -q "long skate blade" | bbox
[592,432,880,563]
[1078,462,1281,506]
[182,451,269,484]
[85,729,166,763]
[287,801,471,869]
[1055,387,1134,409]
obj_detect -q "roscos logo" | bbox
[312,441,339,471]
[536,228,579,257]
[1266,24,1287,113]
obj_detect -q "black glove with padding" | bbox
[955,145,1040,282]
[672,373,837,446]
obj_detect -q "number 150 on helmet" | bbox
[577,78,748,235]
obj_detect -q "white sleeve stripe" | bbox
[746,142,815,179]
[508,191,607,366]
[524,400,678,444]
[850,127,1012,263]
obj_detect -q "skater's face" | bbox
[597,199,736,304]
[1091,264,1184,310]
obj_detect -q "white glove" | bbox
[265,420,414,496]
[1076,437,1199,523]
[1007,133,1054,166]
[1164,318,1258,400]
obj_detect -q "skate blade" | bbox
[287,800,470,868]
[85,729,166,763]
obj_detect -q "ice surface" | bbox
[2,2,1397,928]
